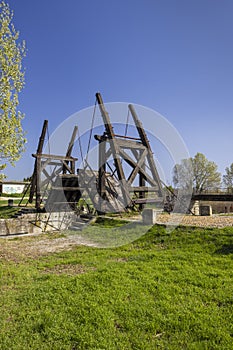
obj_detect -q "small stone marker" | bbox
[8,199,14,207]
[142,208,157,225]
[200,205,212,216]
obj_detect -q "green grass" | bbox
[66,216,151,247]
[0,206,20,218]
[0,192,26,198]
[0,201,29,217]
[0,223,233,349]
[0,199,27,207]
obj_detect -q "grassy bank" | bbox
[0,223,232,349]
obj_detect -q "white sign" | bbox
[2,184,25,194]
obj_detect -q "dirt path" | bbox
[0,233,98,262]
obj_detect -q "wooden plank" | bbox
[41,161,65,168]
[116,138,146,150]
[114,134,141,141]
[51,187,83,191]
[129,186,158,192]
[133,198,163,204]
[32,153,78,161]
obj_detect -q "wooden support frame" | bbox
[96,93,131,208]
[28,121,78,211]
[95,92,164,211]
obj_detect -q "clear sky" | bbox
[3,0,233,182]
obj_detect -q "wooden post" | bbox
[29,120,48,205]
[98,136,107,213]
[63,125,78,174]
[139,150,146,210]
[96,92,131,207]
[36,155,42,210]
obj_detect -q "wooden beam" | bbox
[41,160,63,168]
[62,160,74,174]
[98,137,107,204]
[116,138,146,150]
[32,153,78,161]
[139,149,146,210]
[128,105,152,150]
[66,126,78,157]
[63,125,78,174]
[96,92,131,207]
[36,154,42,210]
[29,120,48,204]
[113,134,141,141]
[128,104,164,197]
[129,186,158,192]
[51,187,83,191]
[118,148,157,187]
[133,198,163,204]
[127,148,148,185]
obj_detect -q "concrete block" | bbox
[200,205,212,216]
[142,208,157,225]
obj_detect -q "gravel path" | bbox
[156,213,233,228]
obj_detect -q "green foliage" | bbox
[0,191,24,197]
[23,176,32,183]
[173,152,221,192]
[223,163,233,191]
[0,1,26,179]
[0,225,233,349]
[173,157,193,191]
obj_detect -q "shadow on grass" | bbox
[66,220,152,248]
[0,206,20,218]
[215,244,233,255]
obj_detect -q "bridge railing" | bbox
[192,188,233,195]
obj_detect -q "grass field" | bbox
[0,221,232,349]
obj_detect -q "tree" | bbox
[0,1,26,179]
[173,152,221,193]
[173,158,193,191]
[223,163,233,191]
[23,176,32,182]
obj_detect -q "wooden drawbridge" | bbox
[23,92,165,218]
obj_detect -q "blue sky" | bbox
[3,0,233,182]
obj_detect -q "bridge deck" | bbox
[192,193,233,201]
